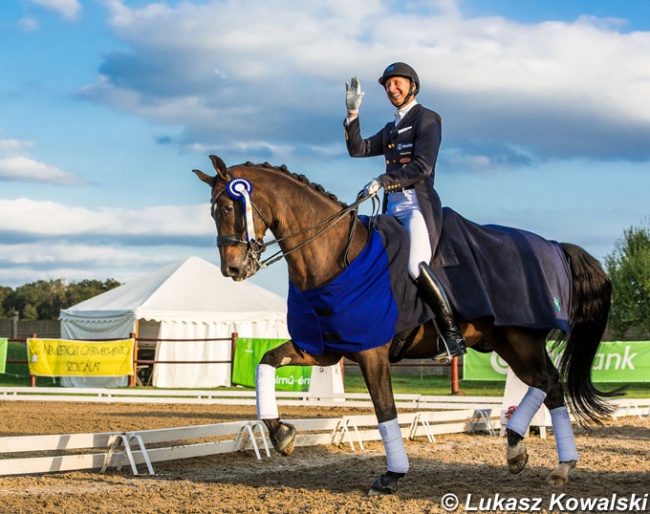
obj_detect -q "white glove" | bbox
[345,76,364,115]
[363,178,382,197]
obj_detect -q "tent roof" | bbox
[60,256,287,322]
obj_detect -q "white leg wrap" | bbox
[378,418,409,474]
[255,364,279,420]
[506,386,547,437]
[551,406,578,462]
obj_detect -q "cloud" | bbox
[78,0,650,168]
[0,242,186,286]
[0,198,217,286]
[0,198,213,239]
[28,0,82,21]
[0,156,85,185]
[18,17,40,31]
[0,139,34,153]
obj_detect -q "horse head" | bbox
[193,155,270,281]
[194,155,369,290]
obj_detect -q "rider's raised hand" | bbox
[346,76,364,116]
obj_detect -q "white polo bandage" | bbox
[551,406,578,462]
[378,418,409,473]
[255,363,279,419]
[506,386,547,437]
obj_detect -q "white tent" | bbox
[60,256,289,388]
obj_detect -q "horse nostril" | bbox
[227,266,240,277]
[221,263,237,277]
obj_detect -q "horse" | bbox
[192,155,617,496]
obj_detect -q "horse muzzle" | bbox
[218,237,264,281]
[222,260,259,281]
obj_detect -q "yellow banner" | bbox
[27,339,135,377]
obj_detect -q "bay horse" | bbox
[193,155,616,495]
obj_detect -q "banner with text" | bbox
[464,341,650,382]
[232,338,312,392]
[27,338,135,377]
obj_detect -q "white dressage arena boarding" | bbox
[0,387,646,477]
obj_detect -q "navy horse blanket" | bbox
[287,209,571,355]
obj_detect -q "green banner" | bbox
[463,349,510,381]
[464,341,650,383]
[0,338,7,374]
[232,338,312,391]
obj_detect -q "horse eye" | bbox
[222,204,234,214]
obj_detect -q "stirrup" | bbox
[432,334,466,363]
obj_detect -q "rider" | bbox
[343,62,466,362]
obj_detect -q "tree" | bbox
[605,222,650,339]
[0,286,13,318]
[64,279,120,307]
[2,278,121,320]
[5,280,66,320]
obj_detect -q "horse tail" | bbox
[555,243,622,424]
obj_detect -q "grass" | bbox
[3,341,649,397]
[343,372,650,399]
[343,373,506,396]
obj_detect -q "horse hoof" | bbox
[507,445,529,474]
[270,422,296,456]
[546,461,576,487]
[368,472,403,496]
[546,473,569,487]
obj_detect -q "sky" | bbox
[1,0,649,299]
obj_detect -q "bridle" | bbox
[211,174,379,271]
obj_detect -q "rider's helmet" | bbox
[378,62,420,96]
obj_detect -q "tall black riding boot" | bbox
[416,262,467,363]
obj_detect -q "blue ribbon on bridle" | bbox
[225,177,256,243]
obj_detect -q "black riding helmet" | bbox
[378,62,420,96]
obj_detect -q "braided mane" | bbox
[241,161,348,208]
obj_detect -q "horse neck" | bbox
[256,171,368,290]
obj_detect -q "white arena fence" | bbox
[0,388,647,478]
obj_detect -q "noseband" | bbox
[212,175,378,269]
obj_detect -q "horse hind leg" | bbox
[544,381,578,486]
[506,429,529,474]
[504,382,547,475]
[497,329,558,477]
[547,461,576,487]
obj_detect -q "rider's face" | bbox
[384,76,414,107]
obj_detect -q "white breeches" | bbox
[387,190,431,279]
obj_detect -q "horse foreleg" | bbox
[354,346,408,496]
[256,341,340,456]
[256,362,296,455]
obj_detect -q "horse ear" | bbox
[191,168,215,186]
[209,155,229,181]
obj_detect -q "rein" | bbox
[213,176,380,270]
